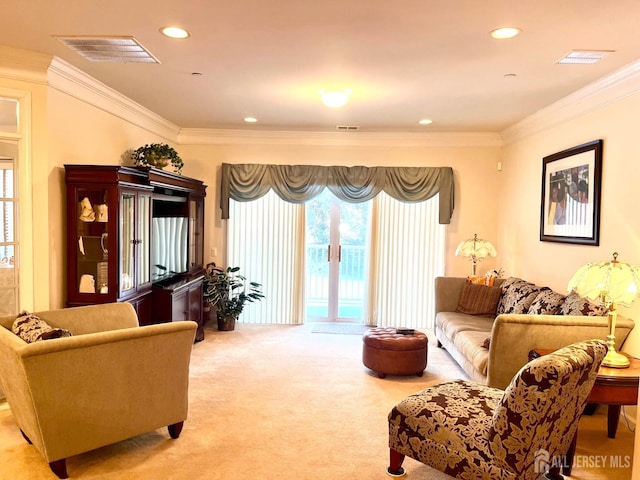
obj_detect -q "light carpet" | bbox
[310,322,372,335]
[0,323,634,479]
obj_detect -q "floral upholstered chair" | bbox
[387,339,607,479]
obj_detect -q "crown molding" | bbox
[501,60,640,145]
[0,46,51,84]
[178,128,503,147]
[47,57,180,141]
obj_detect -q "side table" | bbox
[529,348,640,479]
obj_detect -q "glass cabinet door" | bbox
[120,192,135,296]
[137,193,151,286]
[76,187,110,297]
[188,197,204,270]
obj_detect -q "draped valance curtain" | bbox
[220,163,455,224]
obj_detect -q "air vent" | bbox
[556,50,614,65]
[54,36,160,63]
[336,125,359,131]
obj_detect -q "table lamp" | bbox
[567,252,640,368]
[455,233,497,276]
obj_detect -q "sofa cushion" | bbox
[456,283,502,316]
[12,311,72,343]
[527,290,566,315]
[436,312,494,342]
[498,279,549,315]
[561,292,608,316]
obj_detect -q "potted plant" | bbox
[131,143,184,174]
[203,264,264,331]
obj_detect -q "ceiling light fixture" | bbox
[243,117,258,123]
[490,27,521,39]
[418,119,433,125]
[320,88,351,108]
[160,26,190,39]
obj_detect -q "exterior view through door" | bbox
[305,190,371,322]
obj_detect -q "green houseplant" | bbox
[203,264,264,331]
[131,143,184,174]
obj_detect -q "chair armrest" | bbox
[487,314,634,390]
[15,321,197,462]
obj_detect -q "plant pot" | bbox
[217,313,237,331]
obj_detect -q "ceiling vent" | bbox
[556,50,614,65]
[336,125,359,131]
[54,36,160,63]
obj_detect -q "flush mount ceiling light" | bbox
[418,119,433,125]
[160,26,190,39]
[320,88,351,108]
[490,27,521,39]
[557,50,614,65]
[243,117,258,123]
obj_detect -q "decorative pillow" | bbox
[527,290,567,315]
[456,283,502,316]
[498,280,548,315]
[12,311,72,343]
[560,292,608,316]
[466,275,495,286]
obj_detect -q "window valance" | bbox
[220,163,455,224]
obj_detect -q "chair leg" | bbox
[49,459,68,479]
[387,448,406,477]
[168,421,184,439]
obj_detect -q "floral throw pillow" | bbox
[12,311,72,343]
[497,278,547,315]
[527,290,567,315]
[560,292,608,316]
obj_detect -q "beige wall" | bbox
[46,88,177,308]
[179,142,502,277]
[500,92,640,356]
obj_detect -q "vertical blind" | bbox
[228,190,445,329]
[370,192,445,328]
[228,190,305,324]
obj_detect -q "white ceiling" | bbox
[1,0,639,133]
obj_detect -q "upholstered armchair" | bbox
[0,303,197,478]
[387,339,607,479]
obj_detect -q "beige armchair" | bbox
[0,303,197,478]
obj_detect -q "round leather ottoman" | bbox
[362,327,428,378]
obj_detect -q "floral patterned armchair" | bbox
[387,339,607,479]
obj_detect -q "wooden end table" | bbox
[529,348,640,479]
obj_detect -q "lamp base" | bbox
[602,349,630,368]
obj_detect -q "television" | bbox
[151,216,188,281]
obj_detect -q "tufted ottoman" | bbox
[362,327,428,378]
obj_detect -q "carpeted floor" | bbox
[0,323,635,479]
[310,322,373,335]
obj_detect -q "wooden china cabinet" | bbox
[65,165,207,340]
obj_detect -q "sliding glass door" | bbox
[305,190,371,322]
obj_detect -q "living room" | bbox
[0,1,639,478]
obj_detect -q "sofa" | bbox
[434,276,635,390]
[0,303,197,478]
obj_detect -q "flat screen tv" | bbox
[151,216,188,282]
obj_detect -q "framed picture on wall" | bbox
[540,139,603,245]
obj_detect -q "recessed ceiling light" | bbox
[320,88,351,108]
[504,73,517,78]
[244,117,258,123]
[490,27,521,39]
[160,26,190,39]
[418,119,433,125]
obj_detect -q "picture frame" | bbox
[540,139,603,245]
